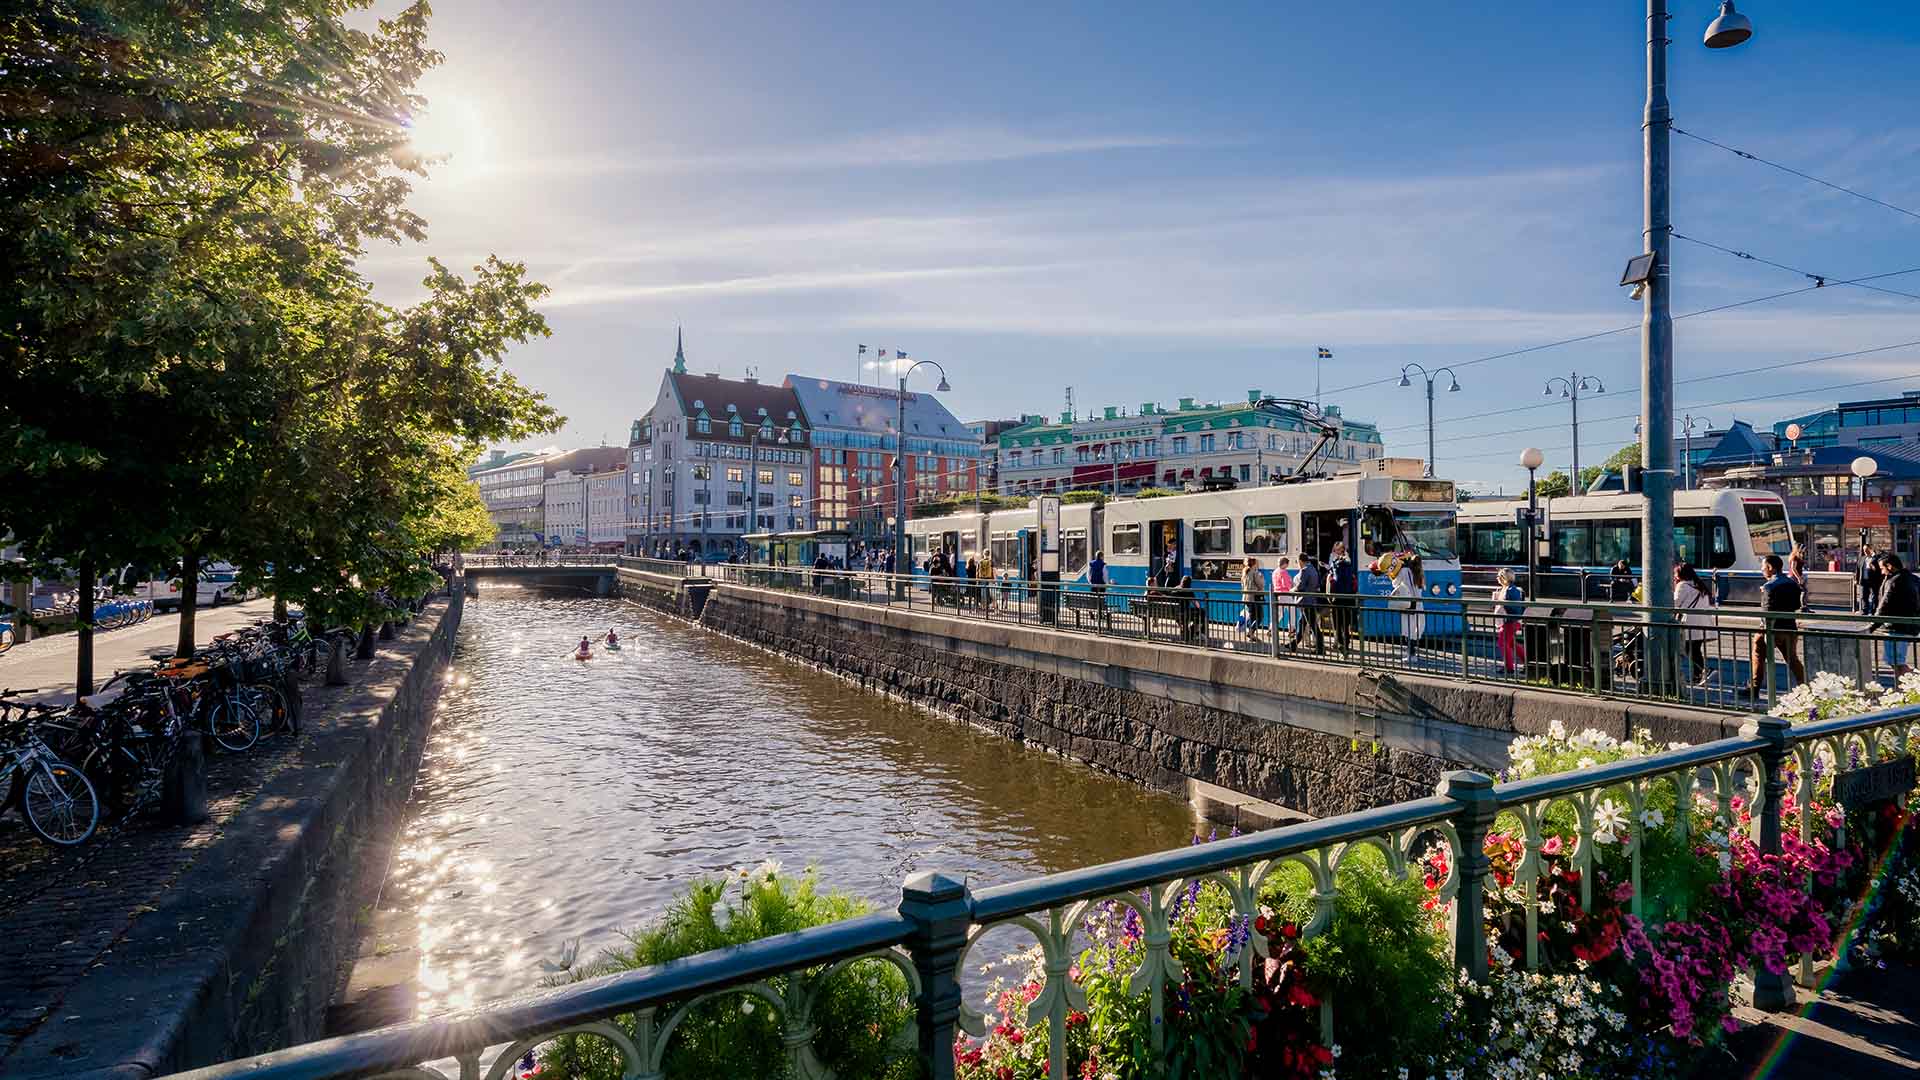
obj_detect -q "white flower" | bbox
[1641,808,1665,829]
[1593,799,1628,844]
[1576,756,1598,771]
[1717,849,1733,873]
[740,998,755,1014]
[1548,720,1568,740]
[753,858,783,881]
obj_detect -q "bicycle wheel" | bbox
[251,682,297,737]
[207,694,260,752]
[21,757,100,846]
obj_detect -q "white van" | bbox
[198,563,251,606]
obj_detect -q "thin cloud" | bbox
[541,263,1060,308]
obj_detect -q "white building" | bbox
[585,468,628,546]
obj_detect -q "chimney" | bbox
[1103,406,1117,420]
[1178,397,1195,411]
[1140,403,1154,416]
[1247,389,1262,403]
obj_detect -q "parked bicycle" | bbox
[0,692,101,846]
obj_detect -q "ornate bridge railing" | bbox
[168,696,1920,1080]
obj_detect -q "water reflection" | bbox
[381,590,1195,1016]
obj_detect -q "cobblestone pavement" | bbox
[0,667,359,1063]
[1728,963,1920,1077]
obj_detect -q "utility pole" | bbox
[1545,372,1605,489]
[894,360,953,598]
[1401,364,1462,479]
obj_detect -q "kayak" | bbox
[574,650,593,661]
[605,641,622,651]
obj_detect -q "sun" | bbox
[401,93,492,177]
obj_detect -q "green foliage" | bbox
[1133,487,1179,500]
[1260,848,1450,1075]
[1535,470,1573,498]
[537,866,914,1080]
[1061,489,1103,505]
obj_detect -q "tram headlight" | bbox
[1447,583,1459,596]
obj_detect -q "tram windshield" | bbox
[1363,507,1458,562]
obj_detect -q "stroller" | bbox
[1612,624,1645,683]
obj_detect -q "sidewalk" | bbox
[1726,964,1920,1077]
[0,599,276,704]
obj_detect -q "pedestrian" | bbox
[978,549,994,610]
[1608,560,1635,603]
[1871,552,1920,679]
[1173,574,1205,644]
[1327,541,1358,653]
[1160,550,1179,589]
[1748,553,1807,699]
[1674,562,1716,687]
[1495,567,1526,674]
[1860,543,1884,616]
[1289,552,1327,654]
[1239,560,1267,642]
[1271,556,1295,633]
[1389,551,1425,662]
[1088,548,1112,631]
[1789,545,1809,592]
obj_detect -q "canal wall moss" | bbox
[619,571,1740,821]
[6,588,463,1080]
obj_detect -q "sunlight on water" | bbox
[377,591,1196,1017]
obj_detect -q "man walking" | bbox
[1870,552,1920,679]
[1860,543,1884,615]
[1748,553,1807,699]
[1289,552,1327,654]
[1088,548,1112,631]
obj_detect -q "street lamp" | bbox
[1639,1,1753,703]
[894,359,953,596]
[1520,447,1545,601]
[1544,372,1605,488]
[1633,413,1712,489]
[1399,363,1462,479]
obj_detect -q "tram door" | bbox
[1148,519,1183,582]
[1302,511,1353,564]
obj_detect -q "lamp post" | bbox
[894,360,953,597]
[1633,413,1712,489]
[1544,373,1605,489]
[1642,1,1754,690]
[1521,447,1545,601]
[1400,363,1462,479]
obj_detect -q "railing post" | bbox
[1745,713,1796,1011]
[901,870,973,1079]
[1268,589,1282,659]
[1764,618,1777,709]
[1439,770,1497,983]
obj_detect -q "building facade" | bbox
[627,336,815,557]
[1772,390,1920,451]
[995,392,1386,495]
[472,447,626,550]
[783,376,982,543]
[1706,443,1920,570]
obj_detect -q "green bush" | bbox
[535,866,915,1080]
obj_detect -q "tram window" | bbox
[1592,519,1637,567]
[1064,528,1089,574]
[1743,502,1793,558]
[1711,518,1735,569]
[959,532,978,561]
[1243,514,1288,555]
[1193,517,1232,554]
[1111,522,1143,555]
[1468,523,1523,565]
[1360,507,1397,558]
[1551,522,1592,567]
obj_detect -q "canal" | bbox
[365,587,1196,1017]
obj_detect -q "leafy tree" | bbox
[1534,471,1573,499]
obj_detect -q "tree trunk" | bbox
[175,550,202,659]
[75,559,96,698]
[355,623,376,660]
[273,594,288,622]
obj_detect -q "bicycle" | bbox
[0,711,101,846]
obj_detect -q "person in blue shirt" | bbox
[1495,567,1526,674]
[1088,549,1112,631]
[1749,554,1806,698]
[1327,542,1358,653]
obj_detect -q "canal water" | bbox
[376,588,1195,1016]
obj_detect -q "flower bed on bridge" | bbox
[526,677,1920,1080]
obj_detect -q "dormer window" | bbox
[697,417,710,433]
[730,418,743,437]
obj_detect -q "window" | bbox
[758,469,774,485]
[1193,517,1231,554]
[757,492,774,507]
[787,471,803,487]
[789,494,803,510]
[692,490,709,505]
[1009,450,1023,467]
[726,467,744,483]
[1064,528,1089,575]
[1171,436,1188,455]
[1111,522,1143,555]
[1052,448,1065,464]
[727,491,745,507]
[1239,465,1251,481]
[1551,522,1592,567]
[1464,523,1523,565]
[1592,519,1636,567]
[1743,502,1793,558]
[696,417,710,433]
[1199,434,1215,453]
[1243,514,1288,555]
[1143,438,1158,456]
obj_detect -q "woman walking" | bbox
[1675,562,1716,687]
[1495,567,1526,674]
[1388,550,1425,662]
[1240,560,1267,643]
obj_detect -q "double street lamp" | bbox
[892,359,953,596]
[1399,363,1461,479]
[1635,413,1713,489]
[1545,373,1605,489]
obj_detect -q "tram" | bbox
[904,473,1464,634]
[1455,488,1795,604]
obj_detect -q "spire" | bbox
[672,326,687,373]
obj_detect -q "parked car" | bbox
[198,562,252,606]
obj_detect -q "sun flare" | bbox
[402,94,492,177]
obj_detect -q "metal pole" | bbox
[1569,377,1581,487]
[748,434,758,546]
[1682,424,1691,490]
[1527,466,1540,602]
[1424,375,1436,479]
[895,377,909,599]
[700,467,709,553]
[1643,0,1679,684]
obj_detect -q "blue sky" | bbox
[362,2,1920,491]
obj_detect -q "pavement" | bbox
[1727,964,1920,1077]
[0,598,278,704]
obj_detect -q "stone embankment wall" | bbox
[618,570,1739,821]
[8,589,463,1079]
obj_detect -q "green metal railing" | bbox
[168,694,1920,1080]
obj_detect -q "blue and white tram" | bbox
[1455,488,1793,604]
[904,475,1464,635]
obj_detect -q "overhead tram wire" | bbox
[1673,127,1920,224]
[1669,232,1920,303]
[1421,368,1920,462]
[1321,267,1920,399]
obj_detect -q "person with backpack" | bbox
[1239,560,1267,643]
[1327,541,1358,653]
[1674,562,1716,687]
[1288,552,1326,654]
[1871,552,1920,679]
[1748,553,1807,698]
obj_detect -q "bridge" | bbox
[460,554,620,595]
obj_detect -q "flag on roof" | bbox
[897,350,910,359]
[1316,347,1333,359]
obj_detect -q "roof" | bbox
[472,446,626,480]
[782,376,970,440]
[1699,420,1773,468]
[664,371,810,443]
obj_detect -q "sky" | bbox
[358,1,1920,492]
